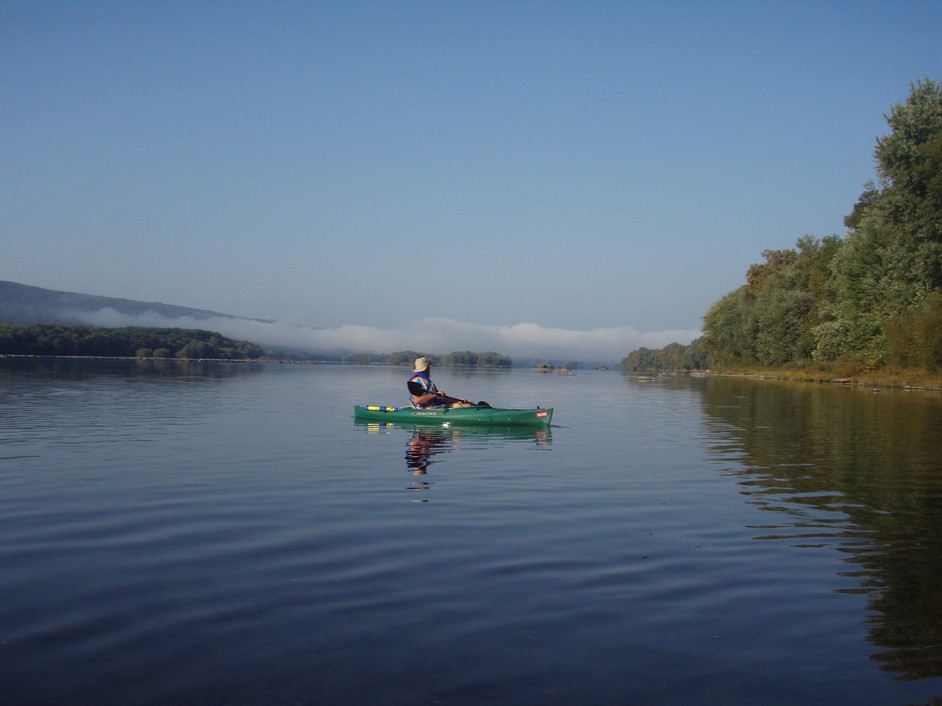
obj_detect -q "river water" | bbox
[1,359,941,705]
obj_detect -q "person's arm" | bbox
[438,392,471,405]
[438,391,474,406]
[411,390,471,406]
[412,391,441,406]
[408,379,471,407]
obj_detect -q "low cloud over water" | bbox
[74,308,699,362]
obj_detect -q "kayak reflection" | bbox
[404,425,552,474]
[355,420,552,499]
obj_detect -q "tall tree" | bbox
[816,79,942,363]
[702,286,757,365]
[873,77,942,285]
[874,79,942,232]
[701,78,941,370]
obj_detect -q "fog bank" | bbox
[73,309,700,362]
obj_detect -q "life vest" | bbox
[408,372,440,406]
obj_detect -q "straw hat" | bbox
[412,357,431,372]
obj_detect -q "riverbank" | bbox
[706,363,942,392]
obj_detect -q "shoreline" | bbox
[686,368,942,393]
[4,355,942,391]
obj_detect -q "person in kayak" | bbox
[408,357,473,408]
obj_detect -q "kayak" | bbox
[354,404,553,427]
[354,404,552,427]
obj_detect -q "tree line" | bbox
[0,326,514,366]
[619,339,709,372]
[0,324,265,360]
[622,78,942,374]
[383,350,513,368]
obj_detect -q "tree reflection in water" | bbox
[696,376,942,681]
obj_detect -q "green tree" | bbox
[476,351,512,368]
[619,339,710,372]
[177,340,215,359]
[884,292,942,371]
[753,283,814,364]
[702,286,757,365]
[386,351,431,367]
[620,347,656,371]
[680,338,710,370]
[874,78,942,246]
[844,181,882,231]
[814,213,930,365]
[442,351,476,367]
[808,78,941,366]
[746,248,798,295]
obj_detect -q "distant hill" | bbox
[0,280,264,326]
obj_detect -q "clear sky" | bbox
[2,1,940,360]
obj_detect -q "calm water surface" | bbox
[1,359,941,705]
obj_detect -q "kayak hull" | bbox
[354,404,552,427]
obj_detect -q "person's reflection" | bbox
[405,429,454,475]
[404,429,457,502]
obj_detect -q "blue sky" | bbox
[2,1,940,360]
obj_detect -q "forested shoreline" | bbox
[381,350,513,368]
[0,325,515,368]
[622,78,942,382]
[619,339,709,373]
[0,324,266,360]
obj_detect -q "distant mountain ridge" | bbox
[0,280,264,326]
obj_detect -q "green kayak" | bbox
[354,404,553,427]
